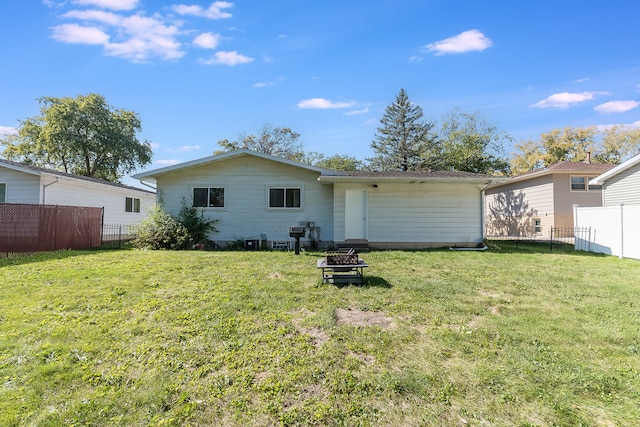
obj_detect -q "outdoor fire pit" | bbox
[316,248,368,284]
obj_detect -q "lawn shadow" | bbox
[330,275,392,289]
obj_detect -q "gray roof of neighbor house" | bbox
[0,158,155,194]
[133,149,506,184]
[590,152,640,185]
[488,161,616,188]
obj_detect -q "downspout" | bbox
[42,177,59,204]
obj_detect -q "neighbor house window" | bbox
[571,176,600,191]
[534,218,542,234]
[269,187,301,208]
[0,183,5,203]
[570,176,586,191]
[125,197,141,213]
[193,187,224,208]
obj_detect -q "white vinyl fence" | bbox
[573,204,640,260]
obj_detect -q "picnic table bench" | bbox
[317,249,368,284]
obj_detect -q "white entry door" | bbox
[345,190,367,240]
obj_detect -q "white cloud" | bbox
[253,76,285,88]
[193,32,221,49]
[199,50,253,65]
[596,120,640,132]
[172,1,233,19]
[57,11,184,61]
[408,55,423,63]
[424,29,492,55]
[297,98,357,109]
[166,145,201,152]
[0,126,18,137]
[594,100,640,114]
[572,78,589,83]
[530,91,608,109]
[73,0,139,10]
[51,23,110,44]
[344,108,369,116]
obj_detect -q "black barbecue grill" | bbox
[289,226,306,255]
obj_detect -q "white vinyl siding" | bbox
[334,182,483,245]
[156,155,334,243]
[0,168,41,203]
[602,163,640,206]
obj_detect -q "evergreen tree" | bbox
[368,89,436,171]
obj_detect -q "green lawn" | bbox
[1,244,638,426]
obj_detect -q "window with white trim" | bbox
[268,187,301,209]
[570,175,600,191]
[125,197,141,213]
[0,183,5,203]
[534,218,542,234]
[193,187,224,208]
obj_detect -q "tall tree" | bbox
[437,109,511,174]
[216,124,304,161]
[368,89,437,171]
[509,126,640,175]
[0,93,152,182]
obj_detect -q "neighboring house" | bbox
[484,161,615,238]
[0,158,155,225]
[589,152,640,206]
[133,149,502,249]
[574,152,640,259]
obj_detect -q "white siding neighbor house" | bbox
[133,149,501,249]
[484,161,614,238]
[0,158,155,225]
[574,153,640,259]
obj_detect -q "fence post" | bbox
[619,203,624,259]
[549,227,553,252]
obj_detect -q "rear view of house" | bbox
[133,149,501,249]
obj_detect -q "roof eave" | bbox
[589,153,640,185]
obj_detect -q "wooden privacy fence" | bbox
[0,204,104,252]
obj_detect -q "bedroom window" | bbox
[193,187,224,208]
[0,183,5,203]
[269,187,301,208]
[125,197,141,213]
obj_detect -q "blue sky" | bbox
[1,0,639,183]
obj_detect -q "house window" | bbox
[0,183,5,203]
[125,197,141,213]
[269,187,301,208]
[193,187,224,208]
[534,218,542,234]
[570,176,586,191]
[571,175,601,191]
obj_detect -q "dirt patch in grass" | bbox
[335,308,395,329]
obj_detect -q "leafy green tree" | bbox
[595,126,640,164]
[368,88,437,171]
[312,154,363,171]
[509,126,640,175]
[0,93,152,182]
[436,109,511,174]
[216,123,304,161]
